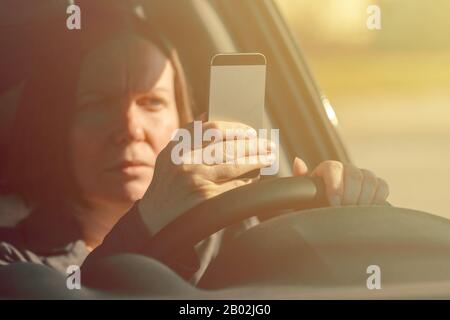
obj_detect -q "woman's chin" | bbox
[121,180,150,201]
[84,169,153,208]
[100,178,151,205]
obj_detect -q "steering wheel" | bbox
[141,176,327,267]
[6,176,450,298]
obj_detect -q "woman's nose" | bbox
[113,103,146,144]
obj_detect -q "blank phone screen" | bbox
[208,64,266,131]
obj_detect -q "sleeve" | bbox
[82,201,202,280]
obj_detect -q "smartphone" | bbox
[208,53,266,131]
[208,53,267,178]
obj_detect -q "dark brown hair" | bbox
[5,9,193,209]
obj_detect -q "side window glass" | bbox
[276,0,450,217]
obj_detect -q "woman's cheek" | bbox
[149,108,180,154]
[69,123,108,192]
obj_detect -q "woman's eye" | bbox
[137,97,167,110]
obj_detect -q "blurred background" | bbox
[276,0,450,218]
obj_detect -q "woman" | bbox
[0,7,389,284]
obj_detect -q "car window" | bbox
[276,0,450,218]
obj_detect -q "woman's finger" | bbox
[358,169,378,205]
[206,138,275,164]
[215,178,254,194]
[342,164,363,205]
[373,177,389,205]
[292,157,309,176]
[207,154,275,182]
[311,161,344,206]
[179,138,274,165]
[202,121,257,142]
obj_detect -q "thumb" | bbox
[292,157,309,176]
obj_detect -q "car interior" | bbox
[1,0,450,299]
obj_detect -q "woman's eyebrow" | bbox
[78,87,170,101]
[149,87,170,94]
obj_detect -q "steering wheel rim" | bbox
[142,176,327,265]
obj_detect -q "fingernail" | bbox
[329,195,341,207]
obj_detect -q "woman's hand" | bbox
[138,121,275,234]
[292,158,389,207]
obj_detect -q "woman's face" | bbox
[70,35,180,208]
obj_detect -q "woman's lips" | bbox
[107,160,154,176]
